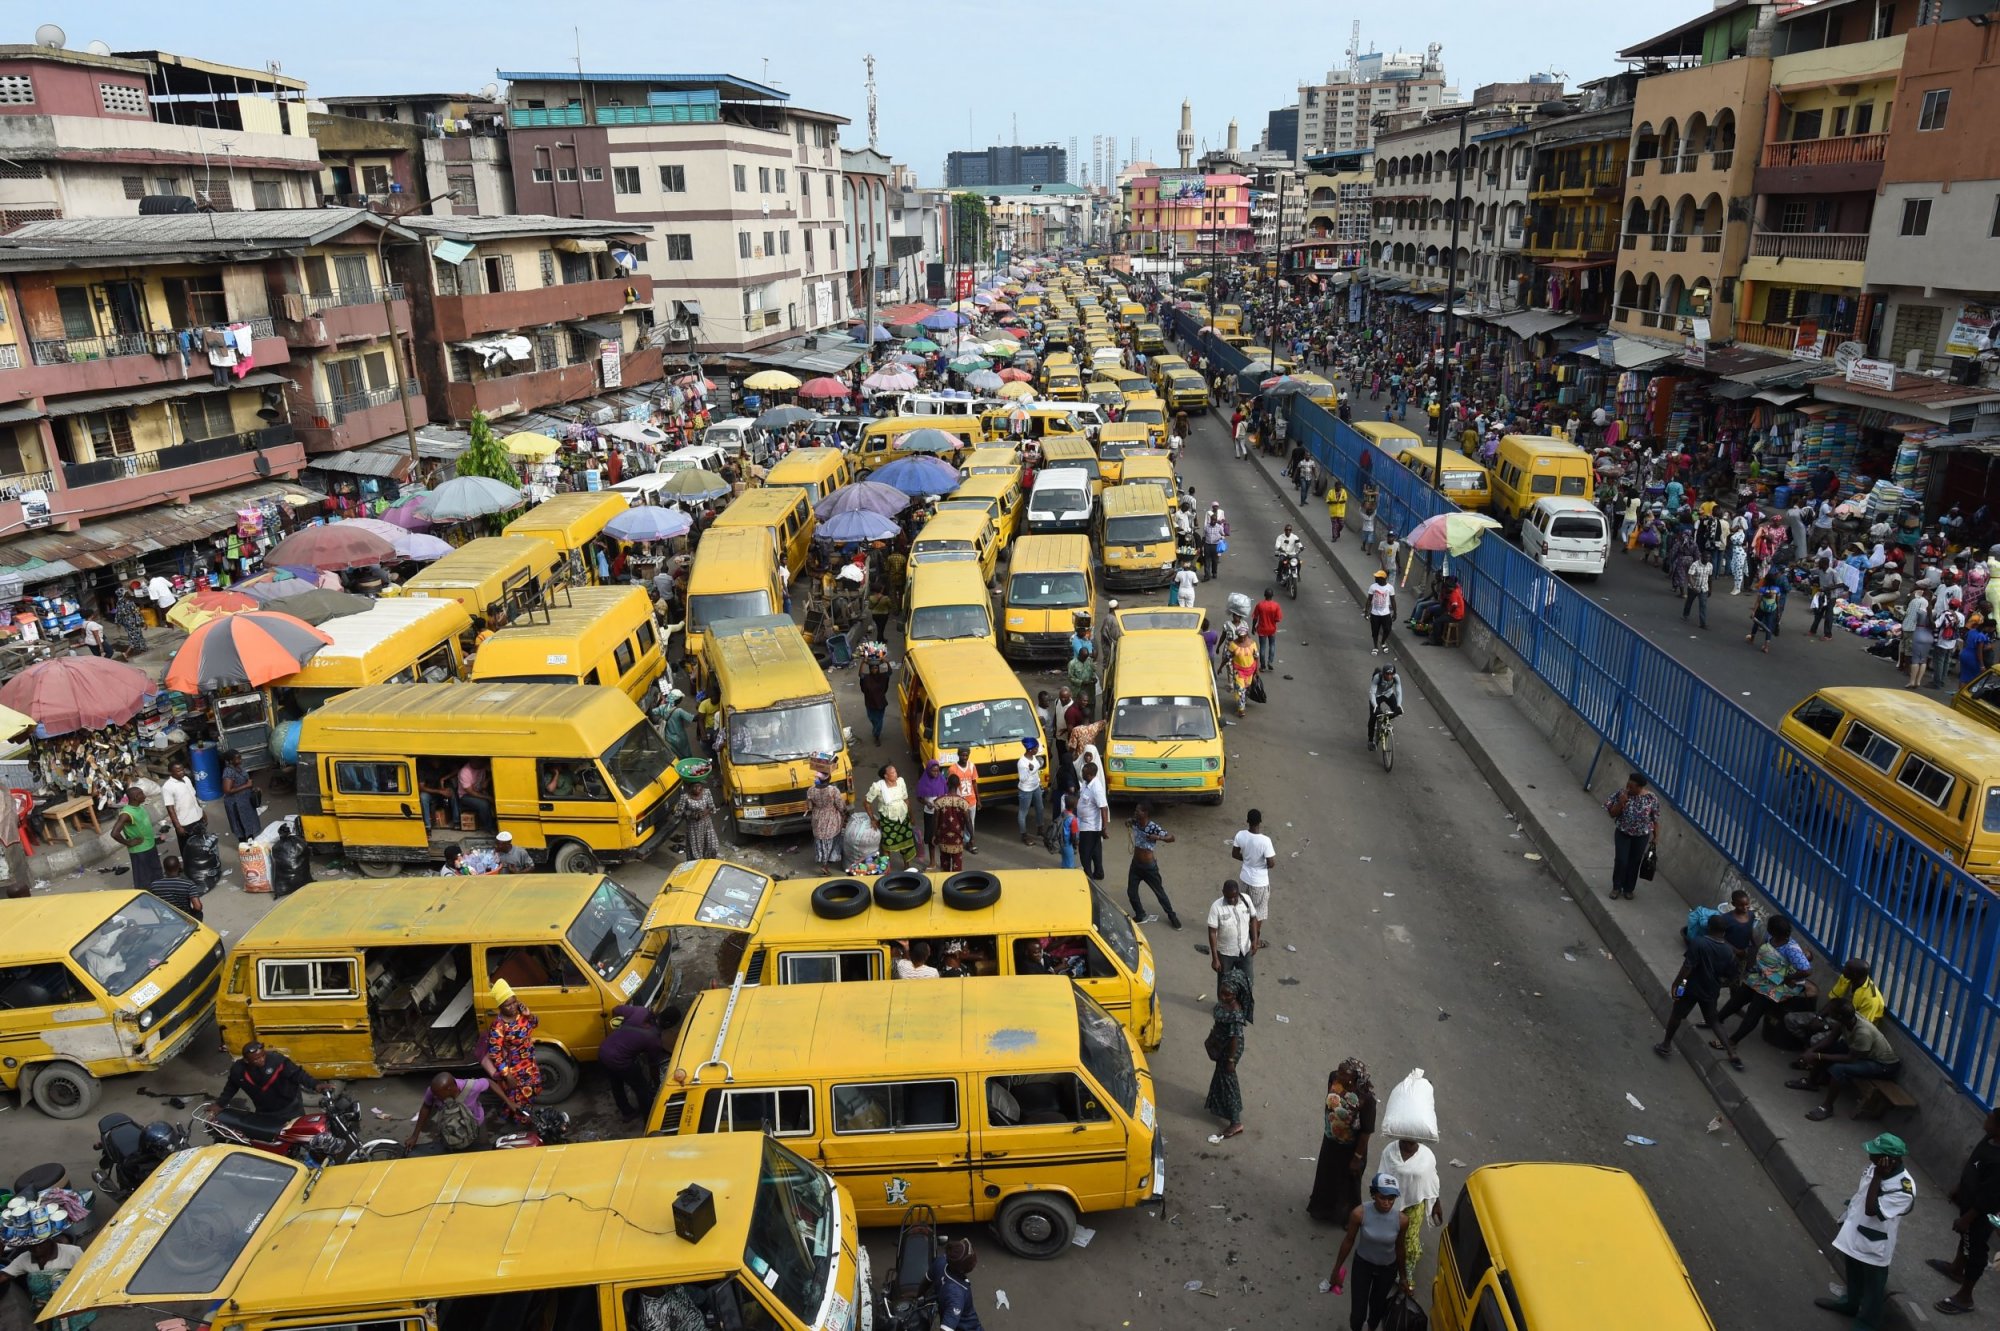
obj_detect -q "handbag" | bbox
[1203,1023,1232,1062]
[1246,674,1268,705]
[1639,842,1659,881]
[1382,1292,1429,1331]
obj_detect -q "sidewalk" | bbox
[1232,432,1995,1331]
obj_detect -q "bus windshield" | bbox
[688,590,774,632]
[567,878,648,979]
[603,718,674,799]
[910,604,991,642]
[72,894,198,997]
[727,701,842,763]
[939,697,1037,748]
[1112,695,1217,741]
[1074,989,1138,1114]
[1105,516,1171,546]
[743,1139,835,1326]
[1009,571,1089,607]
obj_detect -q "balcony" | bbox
[54,426,304,527]
[282,286,408,348]
[1755,135,1888,194]
[1761,134,1887,170]
[1712,150,1733,171]
[1702,235,1723,253]
[442,362,603,421]
[1749,231,1869,263]
[432,275,652,343]
[290,384,426,455]
[11,317,287,399]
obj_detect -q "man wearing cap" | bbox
[219,1039,321,1118]
[1016,737,1046,844]
[1817,1133,1917,1330]
[494,831,533,874]
[1365,569,1397,654]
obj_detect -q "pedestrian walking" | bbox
[1202,970,1248,1140]
[1173,563,1199,609]
[1379,528,1400,579]
[1309,1059,1377,1222]
[1230,808,1276,926]
[1329,1174,1413,1331]
[1206,877,1258,1006]
[1748,576,1780,651]
[806,772,846,870]
[1075,755,1108,880]
[1376,1136,1445,1283]
[1605,771,1658,900]
[1927,1107,2000,1316]
[1906,595,1936,689]
[1814,1135,1916,1331]
[1654,913,1743,1066]
[1296,454,1318,505]
[680,781,722,861]
[1327,479,1349,542]
[1055,792,1080,870]
[914,759,948,869]
[1202,511,1227,581]
[110,785,162,892]
[1067,647,1097,720]
[1682,552,1713,629]
[1252,589,1284,671]
[857,645,893,742]
[932,776,972,872]
[947,748,981,854]
[1015,737,1046,843]
[1359,502,1377,554]
[1365,570,1396,654]
[1125,801,1180,927]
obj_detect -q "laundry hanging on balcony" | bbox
[457,336,533,369]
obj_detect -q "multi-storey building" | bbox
[1521,75,1638,324]
[317,93,515,217]
[986,183,1091,257]
[1118,173,1254,258]
[391,214,659,424]
[0,45,320,227]
[1297,48,1452,157]
[946,145,1067,188]
[497,70,851,356]
[1297,151,1373,276]
[842,148,897,309]
[892,186,949,300]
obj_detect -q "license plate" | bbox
[741,807,767,819]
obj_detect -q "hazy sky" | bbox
[51,0,1695,183]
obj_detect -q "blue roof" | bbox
[496,71,788,101]
[1472,123,1536,142]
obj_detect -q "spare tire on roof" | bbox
[873,870,933,910]
[941,870,1002,911]
[810,878,871,920]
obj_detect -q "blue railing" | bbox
[1159,301,2000,1110]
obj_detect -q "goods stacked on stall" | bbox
[1613,370,1650,439]
[0,591,82,645]
[1785,409,1860,493]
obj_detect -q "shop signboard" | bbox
[954,270,974,300]
[1947,301,1995,358]
[1684,337,1707,367]
[598,339,622,390]
[1845,357,1899,392]
[1790,320,1825,361]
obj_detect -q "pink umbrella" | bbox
[265,524,396,572]
[379,499,434,531]
[797,376,853,400]
[0,656,155,736]
[862,369,918,393]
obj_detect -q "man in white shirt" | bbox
[160,760,207,846]
[1230,808,1276,924]
[1074,752,1109,881]
[1816,1133,1916,1328]
[1172,564,1199,608]
[1206,880,1258,1018]
[1366,569,1398,654]
[1016,737,1046,844]
[894,941,941,979]
[147,574,177,612]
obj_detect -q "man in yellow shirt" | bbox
[1827,958,1887,1023]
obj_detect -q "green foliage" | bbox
[454,410,518,484]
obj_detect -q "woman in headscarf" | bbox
[1227,626,1260,717]
[1308,1058,1377,1222]
[112,587,147,656]
[806,770,846,871]
[1203,969,1248,1140]
[479,980,542,1120]
[931,774,972,872]
[1666,520,1697,597]
[680,778,721,861]
[865,763,917,869]
[914,759,950,870]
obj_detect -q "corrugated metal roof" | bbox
[306,449,411,479]
[496,70,790,101]
[0,480,307,581]
[0,210,408,270]
[44,370,290,418]
[398,215,652,242]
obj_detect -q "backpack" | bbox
[1684,905,1719,944]
[1041,814,1064,856]
[432,1093,480,1152]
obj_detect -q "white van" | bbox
[895,392,1006,417]
[1521,496,1610,578]
[1025,466,1094,535]
[701,417,766,462]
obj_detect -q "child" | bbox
[1057,792,1080,870]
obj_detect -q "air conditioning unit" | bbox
[1950,357,1983,386]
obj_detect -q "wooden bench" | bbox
[42,796,100,846]
[1851,1078,1918,1120]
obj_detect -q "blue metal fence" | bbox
[1159,299,2000,1109]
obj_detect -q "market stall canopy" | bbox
[796,377,853,401]
[165,610,333,694]
[658,469,731,502]
[896,428,966,455]
[272,589,373,626]
[870,455,963,497]
[165,588,258,633]
[1571,336,1680,371]
[0,655,155,736]
[1406,511,1502,555]
[604,506,693,541]
[816,481,911,520]
[265,524,396,572]
[743,370,802,392]
[815,510,900,543]
[755,405,818,430]
[418,475,525,522]
[501,431,562,458]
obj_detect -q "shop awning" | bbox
[1805,372,2000,424]
[744,341,868,375]
[1495,310,1577,339]
[1709,381,1760,400]
[1571,335,1680,371]
[43,370,290,418]
[554,238,608,254]
[0,402,43,424]
[1754,388,1810,406]
[567,320,624,342]
[306,449,411,480]
[0,479,307,583]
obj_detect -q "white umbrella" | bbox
[418,474,524,521]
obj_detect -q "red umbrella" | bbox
[0,656,155,736]
[265,524,395,572]
[165,611,333,694]
[797,376,853,400]
[999,368,1032,382]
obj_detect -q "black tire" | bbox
[1380,729,1395,774]
[532,1045,580,1104]
[355,859,403,879]
[810,878,872,920]
[358,1141,407,1163]
[994,1191,1076,1260]
[941,870,1002,911]
[873,870,933,911]
[1286,575,1298,601]
[30,1061,101,1119]
[551,841,597,875]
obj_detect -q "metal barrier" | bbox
[1264,390,1999,1110]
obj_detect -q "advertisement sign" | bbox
[1947,302,1996,357]
[1348,282,1363,324]
[1790,320,1825,361]
[815,281,834,326]
[598,339,622,390]
[955,270,974,300]
[1845,357,1899,392]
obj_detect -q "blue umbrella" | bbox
[849,323,893,342]
[816,480,911,519]
[871,455,963,496]
[605,506,693,541]
[920,310,969,330]
[815,510,902,543]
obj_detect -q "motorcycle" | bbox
[874,1205,940,1331]
[1277,554,1301,600]
[92,1112,188,1201]
[190,1084,404,1166]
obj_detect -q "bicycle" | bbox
[1369,707,1397,773]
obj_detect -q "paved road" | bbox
[17,420,1842,1331]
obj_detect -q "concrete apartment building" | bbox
[0,45,321,228]
[496,71,852,357]
[946,144,1068,188]
[1118,173,1254,258]
[1297,150,1373,275]
[316,93,515,218]
[1520,75,1638,325]
[1297,48,1453,157]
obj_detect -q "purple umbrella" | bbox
[919,309,969,331]
[379,501,433,531]
[242,577,316,605]
[816,480,912,520]
[814,510,902,543]
[870,455,963,497]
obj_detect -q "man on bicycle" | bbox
[1368,661,1404,752]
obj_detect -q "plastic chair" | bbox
[11,789,32,856]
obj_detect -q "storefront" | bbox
[1803,369,2000,522]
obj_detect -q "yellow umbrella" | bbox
[744,370,802,391]
[166,588,259,633]
[0,702,34,741]
[996,380,1035,399]
[501,431,561,458]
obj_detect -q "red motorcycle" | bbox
[190,1086,404,1165]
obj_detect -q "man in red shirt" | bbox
[1426,581,1466,645]
[1251,589,1284,672]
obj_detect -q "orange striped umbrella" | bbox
[165,610,332,694]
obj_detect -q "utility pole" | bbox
[377,189,459,464]
[1266,171,1284,382]
[1434,108,1470,488]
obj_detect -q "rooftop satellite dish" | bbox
[33,22,66,48]
[480,82,500,101]
[85,39,111,56]
[1833,341,1866,370]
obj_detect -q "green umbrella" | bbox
[948,355,991,373]
[905,337,940,352]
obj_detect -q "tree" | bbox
[951,192,990,265]
[454,410,518,484]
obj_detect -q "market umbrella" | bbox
[165,588,258,633]
[884,351,927,367]
[896,428,966,455]
[815,510,901,544]
[398,533,455,562]
[797,376,853,401]
[165,611,333,694]
[981,339,1020,355]
[501,431,561,458]
[870,455,963,497]
[419,475,524,522]
[1000,367,1032,382]
[240,575,317,605]
[378,497,434,531]
[1406,511,1503,556]
[266,524,395,572]
[816,481,911,520]
[659,469,731,502]
[965,370,1004,392]
[1262,377,1310,396]
[0,656,155,736]
[605,506,694,542]
[996,381,1035,400]
[274,589,373,626]
[919,310,969,331]
[756,405,819,430]
[744,370,802,392]
[862,369,917,393]
[336,518,409,548]
[972,291,995,305]
[948,356,991,374]
[849,323,893,342]
[905,337,940,353]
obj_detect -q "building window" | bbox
[1854,103,1875,135]
[1919,89,1950,132]
[539,250,558,285]
[0,75,33,105]
[121,176,144,200]
[556,166,578,183]
[763,230,775,256]
[734,164,748,192]
[739,230,752,259]
[99,82,147,115]
[659,164,686,192]
[361,164,391,195]
[1900,198,1931,236]
[175,394,235,444]
[613,165,641,195]
[533,327,561,370]
[531,167,553,183]
[1777,200,1809,233]
[251,180,284,209]
[1992,194,2000,238]
[774,169,786,193]
[664,234,693,261]
[780,231,790,255]
[759,166,771,192]
[826,174,835,202]
[583,166,604,182]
